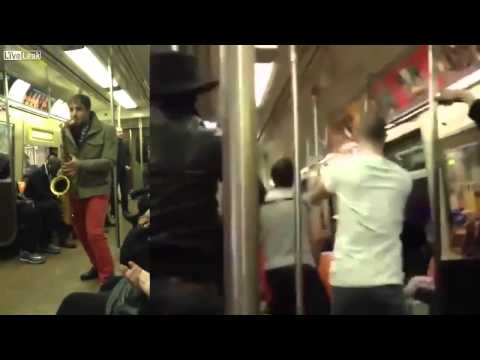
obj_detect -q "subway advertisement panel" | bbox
[370,45,480,124]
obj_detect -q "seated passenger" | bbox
[0,154,46,264]
[114,260,223,315]
[16,189,47,265]
[24,154,75,252]
[57,218,150,315]
[123,212,223,316]
[57,208,222,316]
[261,158,330,315]
[23,153,38,181]
[124,186,149,226]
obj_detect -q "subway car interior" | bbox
[0,45,149,314]
[1,45,480,315]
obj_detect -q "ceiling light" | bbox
[447,68,480,90]
[255,45,279,49]
[113,89,137,109]
[255,62,274,107]
[9,79,31,102]
[51,99,70,120]
[65,47,118,88]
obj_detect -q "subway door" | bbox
[0,66,18,248]
[432,45,480,314]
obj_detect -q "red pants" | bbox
[71,195,114,283]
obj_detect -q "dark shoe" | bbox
[39,244,61,255]
[59,236,77,249]
[19,251,47,265]
[80,268,98,281]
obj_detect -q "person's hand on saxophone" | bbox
[62,155,79,178]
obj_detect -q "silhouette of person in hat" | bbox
[149,51,224,314]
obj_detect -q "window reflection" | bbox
[445,142,480,258]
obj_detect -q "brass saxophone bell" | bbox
[50,174,71,197]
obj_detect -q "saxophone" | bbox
[51,120,74,225]
[50,120,73,197]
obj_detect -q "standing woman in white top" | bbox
[305,115,413,315]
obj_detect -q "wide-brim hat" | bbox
[151,52,219,97]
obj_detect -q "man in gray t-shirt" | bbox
[305,115,412,315]
[261,158,330,315]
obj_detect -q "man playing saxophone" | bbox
[61,94,118,285]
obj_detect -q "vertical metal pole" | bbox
[364,75,371,118]
[117,104,122,129]
[46,65,51,119]
[2,58,18,246]
[128,129,137,159]
[138,118,144,188]
[4,67,13,179]
[312,94,319,159]
[108,53,121,249]
[324,119,329,151]
[290,45,304,315]
[128,128,136,189]
[312,92,330,233]
[221,45,259,315]
[305,140,311,166]
[427,45,442,305]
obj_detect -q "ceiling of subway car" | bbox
[2,45,150,123]
[246,44,421,170]
[259,45,415,135]
[197,46,414,137]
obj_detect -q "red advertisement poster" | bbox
[370,45,480,123]
[369,45,429,123]
[23,87,48,112]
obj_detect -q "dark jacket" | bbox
[62,112,118,199]
[149,107,222,283]
[0,153,10,180]
[24,164,55,203]
[117,139,130,173]
[469,99,480,126]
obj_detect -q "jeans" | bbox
[266,265,331,315]
[71,195,114,283]
[331,285,407,315]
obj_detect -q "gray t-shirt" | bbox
[322,152,412,287]
[260,188,315,270]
